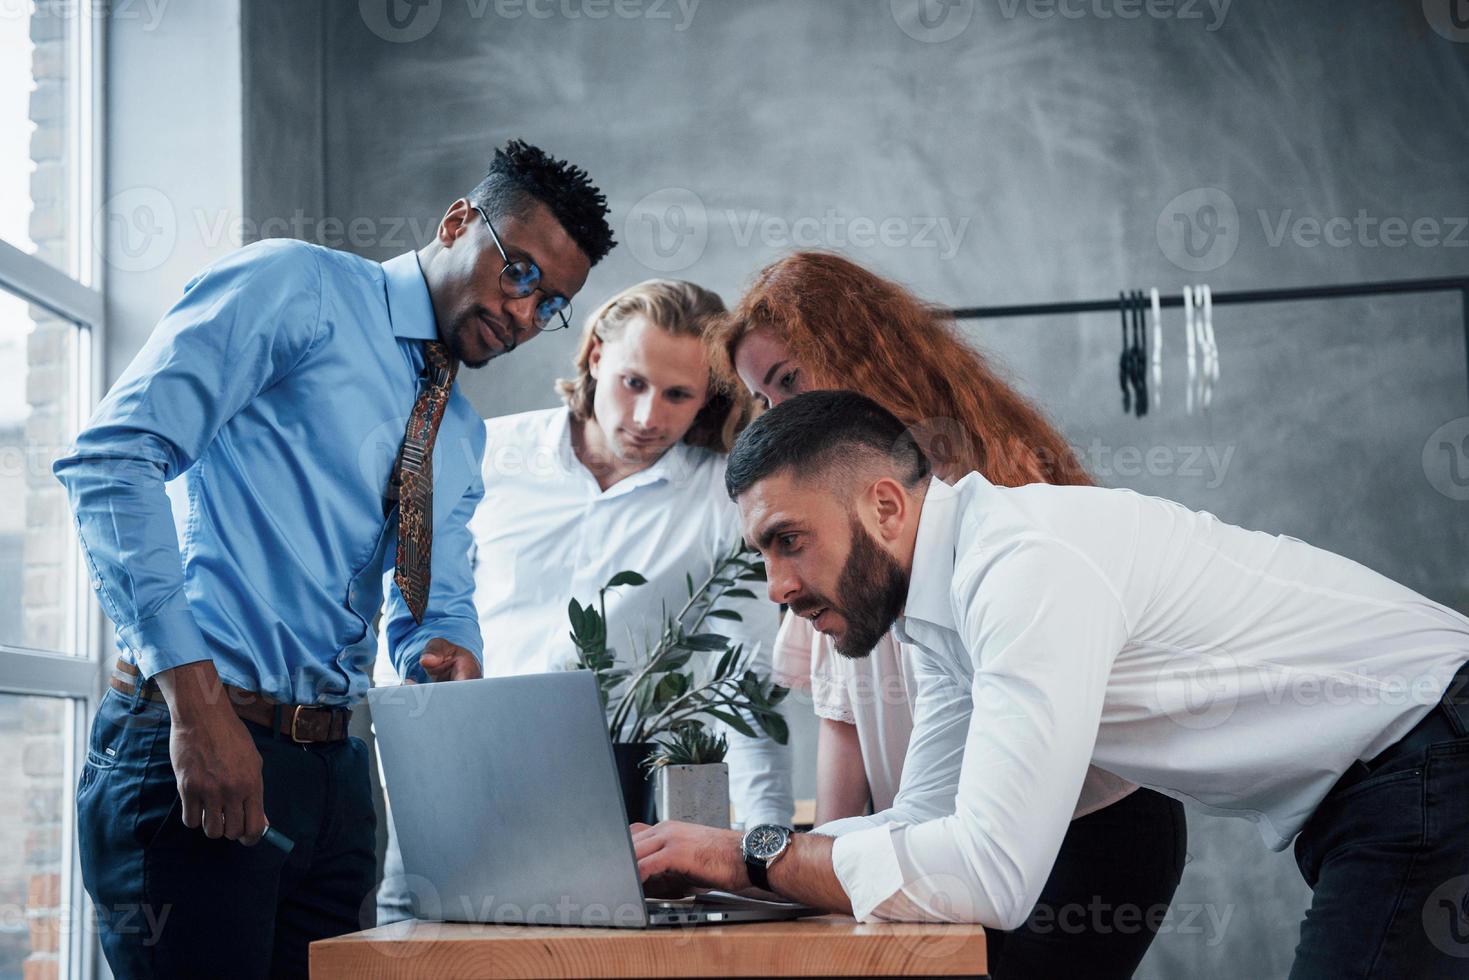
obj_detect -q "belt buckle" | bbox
[289,705,313,744]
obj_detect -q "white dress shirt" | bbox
[827,474,1469,928]
[375,406,793,828]
[778,615,1136,821]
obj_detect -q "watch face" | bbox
[748,825,787,859]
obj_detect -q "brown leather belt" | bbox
[110,658,352,743]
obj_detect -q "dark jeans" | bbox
[1291,673,1469,979]
[78,688,377,980]
[986,786,1187,979]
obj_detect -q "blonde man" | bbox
[374,280,792,922]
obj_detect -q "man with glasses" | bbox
[55,140,615,979]
[472,202,576,337]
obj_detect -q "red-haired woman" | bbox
[711,251,1186,980]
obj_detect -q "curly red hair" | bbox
[711,251,1091,487]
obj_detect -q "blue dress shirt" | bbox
[54,239,486,705]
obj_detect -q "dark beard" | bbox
[828,515,909,660]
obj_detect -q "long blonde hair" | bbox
[557,279,756,453]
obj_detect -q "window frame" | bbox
[0,5,106,979]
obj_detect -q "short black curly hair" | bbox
[469,139,615,266]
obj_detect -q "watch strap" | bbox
[745,852,772,891]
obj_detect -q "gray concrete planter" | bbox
[655,763,730,829]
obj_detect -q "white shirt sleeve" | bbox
[808,632,974,843]
[810,638,971,839]
[865,640,974,821]
[830,537,1128,928]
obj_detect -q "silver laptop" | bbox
[369,671,820,928]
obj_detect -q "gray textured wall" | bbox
[107,1,242,382]
[236,1,1469,975]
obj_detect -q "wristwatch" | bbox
[741,823,793,891]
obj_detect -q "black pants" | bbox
[78,688,377,980]
[1290,668,1469,979]
[986,786,1187,980]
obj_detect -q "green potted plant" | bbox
[645,723,731,829]
[568,541,789,823]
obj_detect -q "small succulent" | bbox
[643,722,730,773]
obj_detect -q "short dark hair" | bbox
[725,390,932,500]
[469,139,615,265]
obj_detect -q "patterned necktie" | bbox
[385,341,459,624]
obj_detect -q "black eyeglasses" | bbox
[472,205,573,332]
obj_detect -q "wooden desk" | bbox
[311,915,987,978]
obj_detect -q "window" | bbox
[0,4,104,980]
[0,1,94,285]
[0,694,82,980]
[0,287,88,657]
